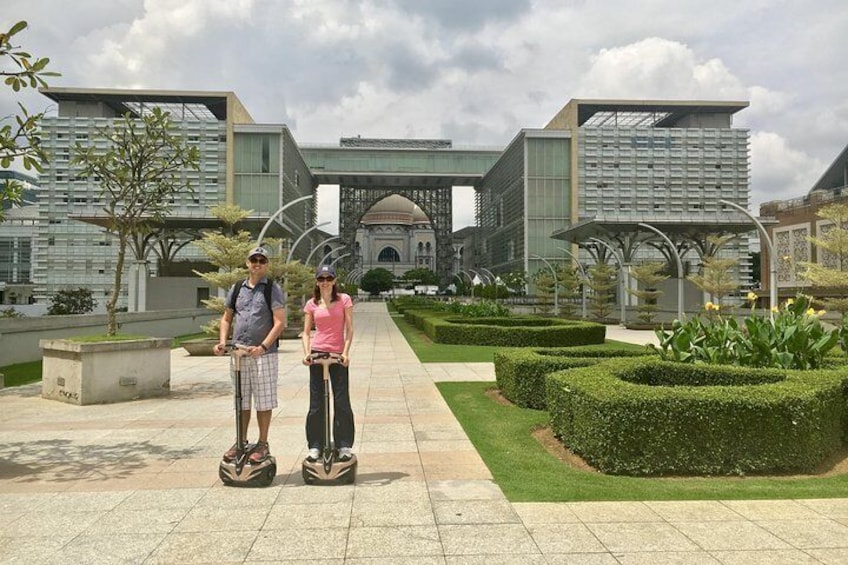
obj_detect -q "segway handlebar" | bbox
[308,352,343,364]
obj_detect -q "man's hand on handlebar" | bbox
[213,342,227,356]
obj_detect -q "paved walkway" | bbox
[1,302,847,564]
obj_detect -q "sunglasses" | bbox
[316,276,334,282]
[249,257,268,264]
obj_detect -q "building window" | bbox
[378,247,400,263]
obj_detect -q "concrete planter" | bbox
[40,337,171,405]
[181,337,218,356]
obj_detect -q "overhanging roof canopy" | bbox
[551,215,777,243]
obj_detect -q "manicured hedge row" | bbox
[402,310,606,348]
[546,357,848,476]
[494,346,655,410]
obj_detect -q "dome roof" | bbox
[361,194,430,227]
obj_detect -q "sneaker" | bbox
[339,447,353,461]
[307,448,320,462]
[249,441,270,463]
[223,441,247,462]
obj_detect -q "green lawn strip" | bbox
[0,360,42,387]
[172,332,208,348]
[437,381,848,502]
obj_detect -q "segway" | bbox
[302,352,357,485]
[219,344,276,487]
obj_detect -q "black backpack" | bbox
[228,280,280,344]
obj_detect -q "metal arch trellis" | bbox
[338,185,454,285]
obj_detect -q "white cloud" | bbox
[750,131,824,210]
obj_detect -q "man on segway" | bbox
[214,246,286,466]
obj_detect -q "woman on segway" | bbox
[302,264,355,462]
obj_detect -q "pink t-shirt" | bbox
[303,293,352,353]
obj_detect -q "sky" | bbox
[3,0,847,234]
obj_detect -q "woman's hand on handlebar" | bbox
[339,354,349,367]
[302,354,312,365]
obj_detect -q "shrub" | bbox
[546,357,848,476]
[47,287,96,315]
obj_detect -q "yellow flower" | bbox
[771,306,779,313]
[806,308,816,316]
[817,309,827,316]
[786,298,795,306]
[747,291,757,302]
[705,302,715,311]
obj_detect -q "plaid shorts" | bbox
[231,352,278,411]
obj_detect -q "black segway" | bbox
[302,352,357,485]
[219,344,276,487]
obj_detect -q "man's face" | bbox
[247,254,269,273]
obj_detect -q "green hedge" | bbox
[495,346,655,410]
[403,310,606,347]
[546,357,848,476]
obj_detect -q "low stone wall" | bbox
[0,309,215,366]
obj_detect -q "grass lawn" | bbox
[389,311,848,501]
[438,381,848,502]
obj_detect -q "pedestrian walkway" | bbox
[1,302,847,563]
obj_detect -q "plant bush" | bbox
[495,345,655,409]
[546,356,848,476]
[653,293,841,369]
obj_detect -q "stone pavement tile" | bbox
[568,501,662,523]
[544,554,620,565]
[586,522,701,553]
[161,456,222,473]
[427,480,505,501]
[614,552,721,564]
[9,509,103,537]
[671,521,791,551]
[0,491,58,512]
[0,535,72,562]
[645,500,745,522]
[358,440,419,454]
[420,451,484,467]
[70,471,218,491]
[446,556,547,565]
[708,549,823,564]
[439,523,539,556]
[85,507,188,534]
[351,498,435,527]
[433,499,520,525]
[423,465,493,481]
[263,501,352,529]
[276,484,355,505]
[35,490,131,512]
[721,499,824,520]
[414,425,468,442]
[808,548,848,564]
[354,479,429,502]
[513,502,582,525]
[346,525,442,558]
[197,484,282,508]
[360,422,416,442]
[526,523,606,553]
[418,439,476,452]
[174,504,273,532]
[356,451,421,467]
[39,532,165,565]
[755,519,848,549]
[348,558,445,565]
[798,498,848,520]
[147,530,257,564]
[356,465,426,483]
[115,487,207,510]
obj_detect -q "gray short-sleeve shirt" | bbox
[225,278,285,352]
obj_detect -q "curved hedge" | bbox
[495,346,655,410]
[402,309,606,347]
[546,357,848,476]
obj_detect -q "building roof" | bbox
[546,99,749,129]
[808,143,848,194]
[39,87,252,122]
[551,214,775,243]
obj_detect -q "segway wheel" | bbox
[302,467,316,485]
[344,461,357,484]
[256,463,276,488]
[218,465,233,486]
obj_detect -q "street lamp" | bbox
[256,194,313,246]
[286,221,331,263]
[720,199,777,317]
[530,254,558,316]
[589,237,626,324]
[556,246,588,319]
[329,252,351,268]
[305,236,339,265]
[318,245,347,267]
[638,223,684,320]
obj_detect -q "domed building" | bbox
[354,194,435,276]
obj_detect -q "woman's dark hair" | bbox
[312,280,339,304]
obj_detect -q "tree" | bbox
[556,264,580,318]
[586,262,616,320]
[801,203,848,315]
[401,267,439,286]
[688,235,739,309]
[533,269,555,314]
[499,271,527,296]
[0,20,59,221]
[627,262,669,324]
[360,268,394,295]
[72,107,200,335]
[47,288,96,315]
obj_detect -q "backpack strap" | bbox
[229,279,275,317]
[228,280,246,313]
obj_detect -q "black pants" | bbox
[306,354,355,450]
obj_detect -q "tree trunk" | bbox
[107,236,127,336]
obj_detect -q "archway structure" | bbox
[301,138,501,286]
